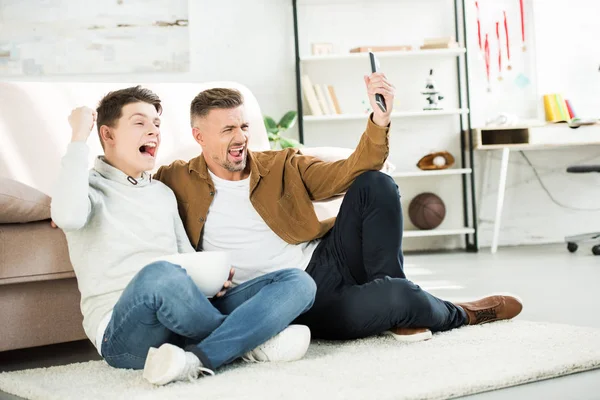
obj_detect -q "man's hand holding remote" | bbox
[364,72,395,127]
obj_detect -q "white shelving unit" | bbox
[391,168,472,179]
[393,168,473,240]
[404,228,475,238]
[304,108,469,122]
[291,0,478,250]
[300,48,466,63]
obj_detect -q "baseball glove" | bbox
[416,151,455,170]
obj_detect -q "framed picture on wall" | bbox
[0,0,190,76]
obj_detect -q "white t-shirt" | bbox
[202,170,319,284]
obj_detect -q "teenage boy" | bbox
[50,86,316,386]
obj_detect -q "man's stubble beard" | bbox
[213,154,247,172]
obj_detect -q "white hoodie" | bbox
[50,142,194,352]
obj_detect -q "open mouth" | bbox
[228,145,245,162]
[139,142,157,158]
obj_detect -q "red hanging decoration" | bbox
[476,1,482,51]
[504,10,512,70]
[520,0,526,51]
[484,33,491,92]
[496,21,503,81]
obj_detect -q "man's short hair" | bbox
[96,86,162,149]
[190,88,244,127]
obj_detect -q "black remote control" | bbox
[369,51,387,113]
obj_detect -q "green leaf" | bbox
[263,116,279,134]
[270,138,281,150]
[277,111,297,130]
[279,136,303,149]
[267,131,279,141]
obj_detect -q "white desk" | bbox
[474,123,600,253]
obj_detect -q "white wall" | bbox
[2,0,600,251]
[0,0,299,122]
[0,81,271,196]
[188,0,298,121]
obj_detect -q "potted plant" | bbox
[263,111,303,149]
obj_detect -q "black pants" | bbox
[294,171,467,340]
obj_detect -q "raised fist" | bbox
[68,107,97,142]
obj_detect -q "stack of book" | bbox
[301,74,343,116]
[419,37,459,50]
[349,45,412,53]
[543,93,575,123]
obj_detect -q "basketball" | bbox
[408,192,446,230]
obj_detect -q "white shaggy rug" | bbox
[2,320,600,400]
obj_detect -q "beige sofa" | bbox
[0,81,393,352]
[0,179,86,352]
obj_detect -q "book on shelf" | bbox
[565,99,576,120]
[420,42,459,50]
[301,75,322,116]
[420,36,459,50]
[326,85,342,114]
[423,36,456,45]
[543,93,573,123]
[323,85,337,115]
[313,84,332,115]
[301,75,342,116]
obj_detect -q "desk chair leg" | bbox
[491,148,510,254]
[565,232,600,255]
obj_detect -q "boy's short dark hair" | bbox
[96,86,162,149]
[190,88,244,127]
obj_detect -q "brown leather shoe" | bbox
[456,295,523,325]
[383,327,432,342]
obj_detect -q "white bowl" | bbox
[154,251,231,298]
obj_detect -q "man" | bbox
[50,86,316,386]
[154,74,522,342]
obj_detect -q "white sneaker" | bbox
[243,325,311,363]
[382,327,433,342]
[143,343,215,386]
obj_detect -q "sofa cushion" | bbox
[0,221,74,284]
[0,178,51,223]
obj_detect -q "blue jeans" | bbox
[101,261,316,371]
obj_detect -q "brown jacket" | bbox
[153,115,390,250]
